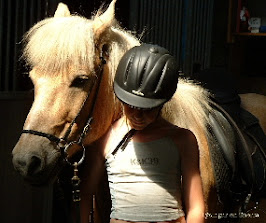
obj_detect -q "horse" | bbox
[11,1,266,222]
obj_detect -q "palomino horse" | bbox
[12,1,266,222]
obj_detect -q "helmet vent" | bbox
[124,53,135,85]
[137,56,149,89]
[154,60,168,93]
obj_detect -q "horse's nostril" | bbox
[17,159,27,167]
[27,155,43,176]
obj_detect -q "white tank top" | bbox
[105,137,185,221]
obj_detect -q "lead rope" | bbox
[72,162,81,223]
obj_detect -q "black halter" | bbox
[22,56,106,165]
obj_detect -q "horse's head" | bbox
[12,0,136,185]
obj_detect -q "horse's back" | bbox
[240,93,266,134]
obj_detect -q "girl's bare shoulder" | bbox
[161,119,195,139]
[165,123,198,155]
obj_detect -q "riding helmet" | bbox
[114,44,179,109]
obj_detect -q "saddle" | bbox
[209,102,266,204]
[193,68,266,209]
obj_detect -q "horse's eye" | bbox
[71,76,89,88]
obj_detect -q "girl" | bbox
[86,44,205,223]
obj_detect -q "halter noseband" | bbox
[22,56,106,165]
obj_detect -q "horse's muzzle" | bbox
[12,153,63,185]
[12,139,63,185]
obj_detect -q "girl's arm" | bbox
[179,130,205,223]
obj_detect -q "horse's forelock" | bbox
[23,16,96,77]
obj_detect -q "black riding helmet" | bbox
[114,44,179,109]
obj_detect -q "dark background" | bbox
[0,0,265,222]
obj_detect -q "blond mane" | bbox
[22,12,139,81]
[162,79,212,152]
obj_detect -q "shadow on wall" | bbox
[0,92,53,223]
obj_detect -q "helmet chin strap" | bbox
[111,128,136,156]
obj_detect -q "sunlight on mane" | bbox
[22,12,139,82]
[162,79,212,150]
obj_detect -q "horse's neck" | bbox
[111,27,140,51]
[87,28,139,143]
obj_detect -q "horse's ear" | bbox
[54,2,70,17]
[93,0,117,40]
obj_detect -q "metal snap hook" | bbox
[64,141,86,166]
